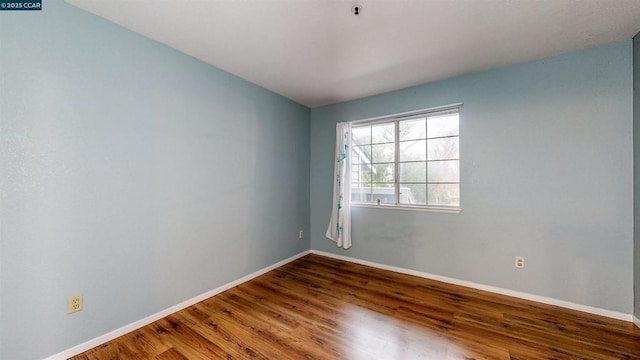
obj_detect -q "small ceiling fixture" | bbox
[352,5,361,16]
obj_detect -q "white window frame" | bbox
[350,104,462,213]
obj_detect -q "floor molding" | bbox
[44,250,311,360]
[310,249,632,323]
[634,315,640,329]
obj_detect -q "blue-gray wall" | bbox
[634,33,640,320]
[311,41,634,315]
[0,2,310,359]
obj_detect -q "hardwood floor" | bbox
[71,254,640,359]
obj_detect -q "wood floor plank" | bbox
[153,348,189,360]
[149,317,232,359]
[171,308,269,360]
[193,300,308,360]
[116,330,167,358]
[71,254,640,359]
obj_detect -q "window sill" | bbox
[351,203,461,214]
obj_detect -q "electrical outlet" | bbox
[68,294,83,314]
[515,256,525,269]
[299,230,304,239]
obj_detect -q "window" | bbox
[351,107,460,210]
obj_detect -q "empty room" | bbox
[2,0,640,359]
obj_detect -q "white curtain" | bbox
[326,122,352,249]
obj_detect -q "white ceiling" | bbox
[66,0,640,108]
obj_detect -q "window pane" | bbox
[399,118,426,141]
[399,162,426,183]
[351,150,362,165]
[351,183,371,202]
[351,164,372,184]
[427,137,459,160]
[352,145,371,163]
[399,184,426,205]
[399,140,426,161]
[371,143,395,163]
[372,183,396,204]
[371,164,394,183]
[428,184,460,206]
[352,126,371,145]
[372,123,394,144]
[427,113,459,138]
[428,160,459,183]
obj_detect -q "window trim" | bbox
[352,203,462,213]
[350,103,462,126]
[350,103,462,212]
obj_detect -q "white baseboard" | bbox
[44,250,311,360]
[310,250,633,322]
[633,315,640,328]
